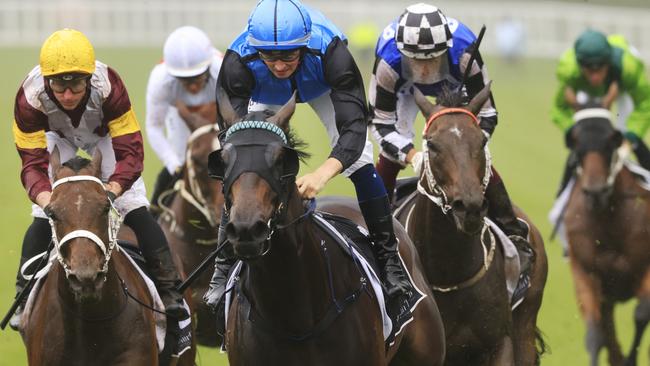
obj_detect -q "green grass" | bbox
[0,47,648,365]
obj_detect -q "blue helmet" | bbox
[247,0,312,50]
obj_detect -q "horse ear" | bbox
[466,81,492,116]
[91,149,103,178]
[217,87,240,129]
[413,87,441,121]
[268,91,296,131]
[50,146,61,177]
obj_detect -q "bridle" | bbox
[50,175,121,278]
[416,108,492,214]
[162,123,221,234]
[208,120,301,259]
[414,108,496,292]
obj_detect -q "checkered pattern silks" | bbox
[395,3,453,59]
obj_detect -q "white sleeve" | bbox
[145,65,182,174]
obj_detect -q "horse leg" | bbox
[626,269,650,366]
[624,299,650,366]
[601,301,624,366]
[489,336,515,366]
[569,255,604,365]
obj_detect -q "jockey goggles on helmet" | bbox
[176,69,210,86]
[258,49,302,63]
[48,73,90,94]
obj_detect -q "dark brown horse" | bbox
[21,150,194,365]
[158,105,224,347]
[209,93,445,365]
[563,108,650,366]
[394,84,548,365]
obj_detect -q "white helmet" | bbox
[163,26,214,77]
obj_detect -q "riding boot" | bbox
[631,137,650,171]
[556,151,578,197]
[203,209,235,335]
[485,170,535,283]
[124,207,189,320]
[359,196,410,299]
[144,246,189,320]
[10,217,52,331]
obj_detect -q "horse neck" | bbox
[413,194,488,286]
[243,187,331,329]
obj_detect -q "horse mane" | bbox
[240,110,311,162]
[62,156,92,173]
[435,86,466,108]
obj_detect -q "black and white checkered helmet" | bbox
[395,3,453,59]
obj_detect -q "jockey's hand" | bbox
[105,181,123,198]
[35,191,51,209]
[296,158,342,199]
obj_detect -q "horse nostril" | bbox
[452,200,465,212]
[250,220,270,240]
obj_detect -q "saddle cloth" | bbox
[548,160,650,254]
[22,244,191,357]
[224,211,428,348]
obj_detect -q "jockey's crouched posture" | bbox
[204,0,410,323]
[368,4,534,289]
[146,26,223,217]
[10,29,188,330]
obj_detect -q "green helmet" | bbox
[574,30,612,68]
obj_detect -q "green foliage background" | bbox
[0,47,648,365]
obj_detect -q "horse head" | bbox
[178,106,224,228]
[413,83,493,234]
[566,108,624,211]
[209,89,304,259]
[47,148,117,302]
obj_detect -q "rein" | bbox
[50,175,121,278]
[160,124,221,236]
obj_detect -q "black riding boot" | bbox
[632,138,650,171]
[150,168,182,219]
[10,217,52,331]
[203,209,235,335]
[359,196,410,299]
[556,151,578,197]
[485,171,535,286]
[124,207,189,320]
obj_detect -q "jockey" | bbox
[368,3,534,290]
[10,29,188,330]
[552,29,650,193]
[204,0,410,319]
[146,26,223,217]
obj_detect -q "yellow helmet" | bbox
[39,29,95,77]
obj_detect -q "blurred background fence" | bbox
[1,0,650,62]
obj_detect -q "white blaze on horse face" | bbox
[449,125,463,139]
[75,194,84,212]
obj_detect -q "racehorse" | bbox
[562,107,650,366]
[393,84,548,365]
[21,150,195,365]
[158,103,224,346]
[209,91,446,365]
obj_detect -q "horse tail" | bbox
[534,326,549,365]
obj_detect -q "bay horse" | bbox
[394,84,548,365]
[562,107,650,366]
[158,104,224,347]
[21,150,194,365]
[208,92,445,365]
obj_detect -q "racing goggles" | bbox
[177,70,210,87]
[48,74,89,94]
[258,49,302,63]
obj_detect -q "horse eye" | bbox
[44,206,57,221]
[426,140,439,154]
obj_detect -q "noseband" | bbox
[417,108,492,214]
[50,175,121,278]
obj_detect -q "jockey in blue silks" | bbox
[203,0,410,323]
